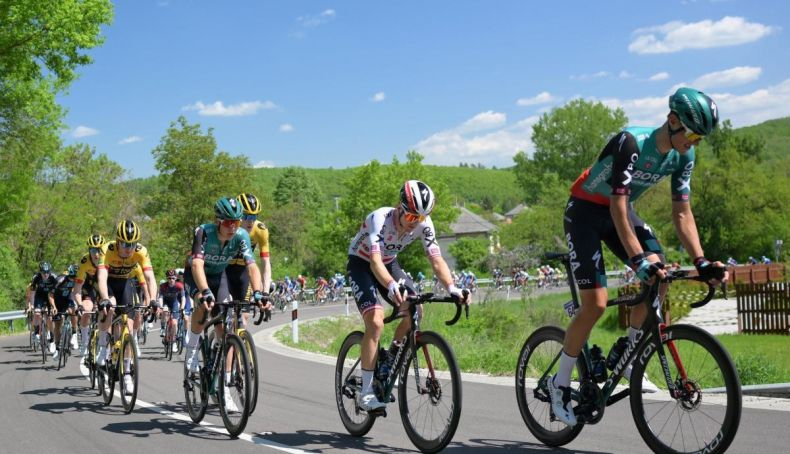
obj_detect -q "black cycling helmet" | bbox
[67,264,78,277]
[39,261,52,274]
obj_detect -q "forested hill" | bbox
[737,117,790,162]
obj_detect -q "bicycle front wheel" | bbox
[57,330,68,371]
[120,336,139,413]
[218,334,251,437]
[515,326,586,447]
[334,331,375,437]
[99,340,114,405]
[397,331,461,454]
[630,324,742,454]
[238,330,259,415]
[183,339,208,423]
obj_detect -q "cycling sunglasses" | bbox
[118,241,137,249]
[220,219,241,228]
[674,119,705,142]
[403,212,425,223]
[242,214,257,222]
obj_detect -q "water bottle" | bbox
[606,336,629,371]
[590,344,607,383]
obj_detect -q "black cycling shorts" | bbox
[346,255,415,315]
[183,267,231,317]
[107,277,140,307]
[563,196,664,290]
[225,263,251,301]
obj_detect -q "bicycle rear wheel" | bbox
[183,339,208,423]
[334,331,375,437]
[515,326,586,447]
[218,334,251,437]
[57,329,68,371]
[99,339,114,405]
[630,324,742,454]
[397,331,461,453]
[40,326,48,364]
[238,330,259,415]
[120,336,139,413]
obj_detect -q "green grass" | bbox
[277,292,790,385]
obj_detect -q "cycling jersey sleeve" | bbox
[236,229,256,265]
[75,254,92,284]
[135,245,153,272]
[191,226,208,260]
[366,211,386,255]
[133,265,145,284]
[609,132,640,197]
[254,222,270,258]
[671,147,695,201]
[419,217,442,258]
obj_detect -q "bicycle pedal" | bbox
[389,394,395,403]
[368,408,387,417]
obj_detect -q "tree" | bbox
[148,116,252,270]
[273,167,323,210]
[448,237,490,273]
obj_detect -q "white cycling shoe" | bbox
[123,374,134,395]
[547,375,577,426]
[624,365,660,393]
[70,334,79,350]
[223,387,240,413]
[52,349,60,360]
[48,342,56,354]
[357,392,387,412]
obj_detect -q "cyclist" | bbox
[315,276,328,302]
[28,261,58,352]
[51,264,79,359]
[95,220,157,394]
[347,180,471,411]
[550,87,728,426]
[157,269,185,352]
[181,197,271,403]
[226,193,272,307]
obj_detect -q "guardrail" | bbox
[0,310,26,332]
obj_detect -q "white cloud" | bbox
[279,123,294,133]
[619,71,634,79]
[370,92,386,103]
[516,91,558,106]
[182,100,277,117]
[690,66,762,90]
[72,126,99,138]
[297,9,336,28]
[254,160,275,168]
[413,112,538,166]
[571,71,609,81]
[649,72,670,81]
[629,16,776,54]
[118,135,142,145]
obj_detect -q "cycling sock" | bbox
[225,372,231,385]
[361,369,374,395]
[98,331,108,347]
[556,351,577,388]
[186,330,200,349]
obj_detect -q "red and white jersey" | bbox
[348,207,441,264]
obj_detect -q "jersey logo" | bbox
[676,177,691,192]
[256,222,267,230]
[81,256,88,264]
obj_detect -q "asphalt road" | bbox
[2,301,789,453]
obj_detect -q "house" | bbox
[504,203,528,223]
[437,206,498,269]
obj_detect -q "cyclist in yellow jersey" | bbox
[226,193,272,306]
[72,234,146,357]
[95,220,157,394]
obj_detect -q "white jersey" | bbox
[348,207,441,264]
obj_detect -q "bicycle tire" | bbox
[334,331,375,437]
[100,338,114,406]
[630,324,742,454]
[218,334,251,437]
[120,336,139,413]
[515,326,586,447]
[184,339,208,423]
[140,324,147,345]
[88,331,97,390]
[57,329,68,371]
[177,320,185,355]
[238,330,260,415]
[41,326,48,364]
[397,331,462,453]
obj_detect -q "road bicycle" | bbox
[55,310,75,371]
[183,300,263,437]
[97,303,146,413]
[515,252,742,454]
[335,290,469,453]
[226,300,268,415]
[81,309,100,391]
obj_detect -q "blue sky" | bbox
[59,0,790,178]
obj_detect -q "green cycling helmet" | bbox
[669,87,719,136]
[214,197,243,220]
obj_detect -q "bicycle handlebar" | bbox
[383,289,470,326]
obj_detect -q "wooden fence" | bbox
[736,282,790,335]
[729,263,785,284]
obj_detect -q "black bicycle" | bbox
[516,252,742,454]
[335,290,469,453]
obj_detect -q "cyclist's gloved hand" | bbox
[387,280,403,306]
[253,290,268,303]
[447,284,464,302]
[694,256,726,281]
[98,299,112,311]
[633,257,665,284]
[200,288,215,305]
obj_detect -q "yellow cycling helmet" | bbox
[116,219,141,242]
[237,193,262,215]
[87,233,105,248]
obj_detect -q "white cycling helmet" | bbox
[400,180,435,216]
